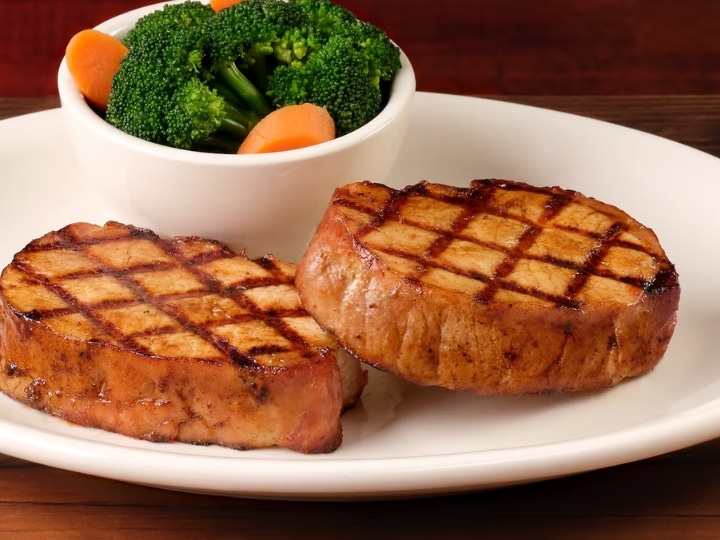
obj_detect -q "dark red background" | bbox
[3,0,720,97]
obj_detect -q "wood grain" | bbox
[3,0,720,97]
[3,440,720,539]
[4,95,719,157]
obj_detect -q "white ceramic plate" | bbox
[0,92,719,500]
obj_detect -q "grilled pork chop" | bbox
[0,222,366,453]
[296,180,680,395]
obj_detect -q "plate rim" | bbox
[1,93,719,499]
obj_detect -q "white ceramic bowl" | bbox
[57,0,416,262]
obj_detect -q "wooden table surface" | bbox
[1,95,720,539]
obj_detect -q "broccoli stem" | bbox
[216,62,274,118]
[192,134,246,154]
[221,101,260,137]
[211,80,263,127]
[248,54,269,91]
[210,80,245,108]
[217,117,249,140]
[192,101,260,153]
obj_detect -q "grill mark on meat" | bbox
[295,179,680,397]
[9,223,320,368]
[473,224,583,306]
[156,240,316,367]
[563,223,624,300]
[334,180,665,309]
[11,257,151,352]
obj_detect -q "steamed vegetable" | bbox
[209,0,244,12]
[237,102,335,153]
[98,0,401,152]
[65,29,128,110]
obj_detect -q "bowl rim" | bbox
[57,0,417,165]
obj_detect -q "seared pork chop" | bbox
[0,222,366,453]
[296,180,680,395]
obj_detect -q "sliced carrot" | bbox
[65,29,128,111]
[238,103,336,154]
[210,0,245,12]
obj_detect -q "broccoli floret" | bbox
[267,35,382,136]
[295,0,402,79]
[106,49,172,144]
[165,78,226,148]
[203,0,315,114]
[337,20,402,84]
[107,2,214,145]
[107,1,260,151]
[272,24,325,68]
[123,1,215,51]
[265,62,310,105]
[105,0,403,151]
[109,43,259,150]
[294,0,357,35]
[265,0,401,134]
[165,78,259,150]
[308,36,384,135]
[296,0,401,84]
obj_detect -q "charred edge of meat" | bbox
[645,265,680,295]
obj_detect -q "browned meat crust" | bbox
[0,222,366,453]
[296,180,680,395]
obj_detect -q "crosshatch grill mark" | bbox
[10,224,319,366]
[338,179,664,309]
